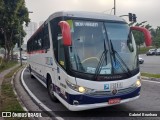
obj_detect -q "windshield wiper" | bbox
[75,54,85,72]
[110,40,132,76]
[94,40,108,80]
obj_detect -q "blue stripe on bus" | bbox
[65,87,140,105]
[53,83,140,105]
[30,69,140,105]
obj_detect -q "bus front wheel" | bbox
[47,77,58,102]
[29,65,34,78]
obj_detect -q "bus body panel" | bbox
[75,73,140,91]
[46,74,140,111]
[49,11,125,23]
[67,95,140,111]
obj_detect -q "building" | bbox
[23,22,38,44]
[39,21,44,27]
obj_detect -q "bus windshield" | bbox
[68,20,138,75]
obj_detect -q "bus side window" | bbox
[37,32,42,50]
[33,37,37,51]
[43,24,50,50]
[34,36,39,50]
[50,18,66,69]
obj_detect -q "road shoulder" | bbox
[13,67,53,120]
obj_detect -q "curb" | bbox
[21,68,63,120]
[11,66,29,112]
[11,66,41,120]
[141,76,160,81]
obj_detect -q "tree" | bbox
[0,31,5,48]
[129,20,160,48]
[0,0,30,60]
[130,21,154,49]
[133,30,144,49]
[0,0,4,49]
[152,27,160,48]
[130,22,147,49]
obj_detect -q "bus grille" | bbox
[86,86,137,97]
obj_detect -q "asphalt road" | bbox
[139,54,160,74]
[21,68,160,120]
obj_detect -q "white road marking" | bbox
[142,79,160,84]
[21,68,64,120]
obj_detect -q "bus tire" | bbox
[47,76,58,102]
[29,65,34,78]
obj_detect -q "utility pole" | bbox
[19,28,22,66]
[114,0,116,15]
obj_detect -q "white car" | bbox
[22,56,27,60]
[17,56,27,60]
[155,48,160,55]
[146,49,156,55]
[139,57,144,64]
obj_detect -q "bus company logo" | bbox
[112,89,118,95]
[104,84,110,90]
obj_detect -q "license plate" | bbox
[108,98,121,104]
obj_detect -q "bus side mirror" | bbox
[58,21,72,46]
[131,26,152,46]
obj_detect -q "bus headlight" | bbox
[78,86,86,93]
[135,80,141,87]
[66,80,93,93]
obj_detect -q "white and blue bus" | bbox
[27,11,152,111]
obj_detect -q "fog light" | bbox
[73,100,79,106]
[78,86,86,93]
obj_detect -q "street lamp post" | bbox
[114,0,116,15]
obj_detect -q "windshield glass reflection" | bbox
[68,20,138,75]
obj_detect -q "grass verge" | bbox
[138,46,155,54]
[1,65,28,120]
[0,60,18,73]
[141,72,160,78]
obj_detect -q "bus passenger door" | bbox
[56,33,68,98]
[50,18,68,98]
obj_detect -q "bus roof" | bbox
[27,11,126,43]
[48,11,126,22]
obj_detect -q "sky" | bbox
[25,0,159,28]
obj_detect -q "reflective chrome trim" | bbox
[85,86,138,97]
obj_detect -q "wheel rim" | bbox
[49,84,54,97]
